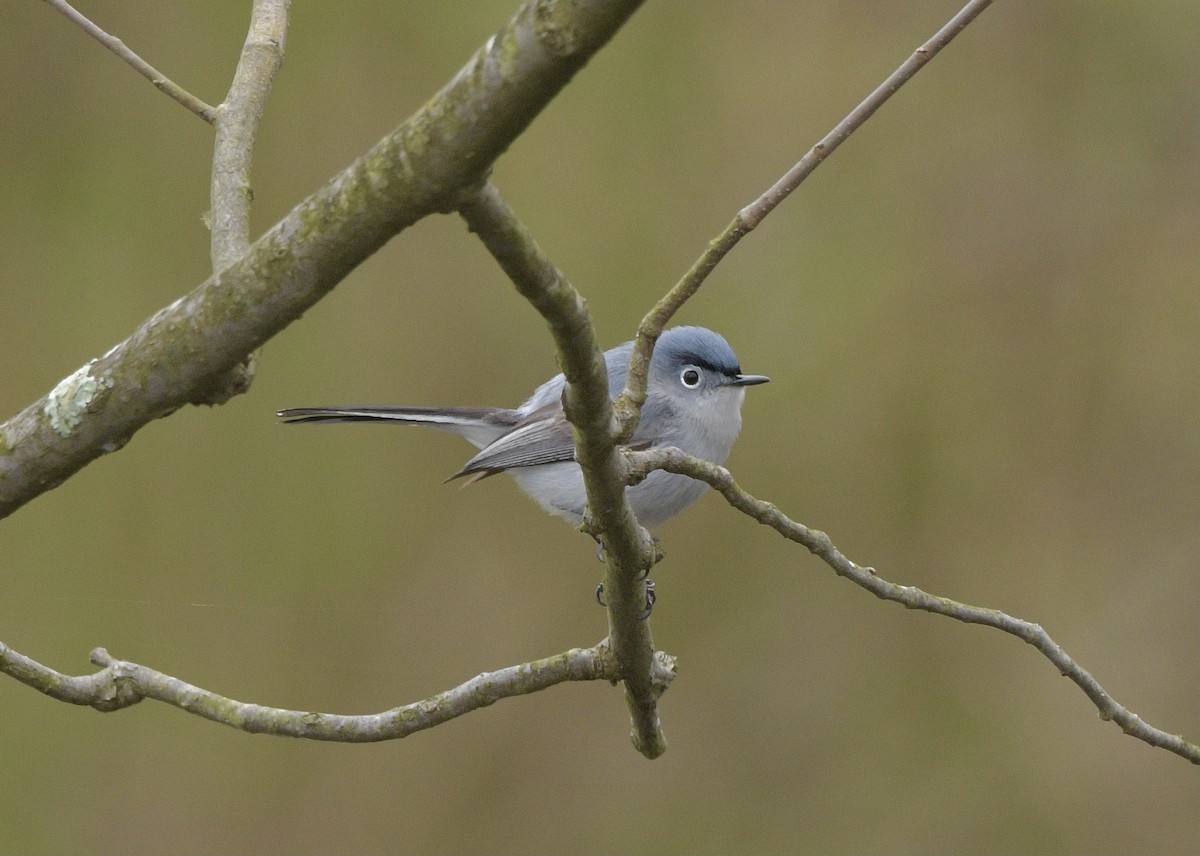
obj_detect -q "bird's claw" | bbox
[639,579,656,619]
[595,579,656,620]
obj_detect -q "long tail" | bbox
[276,405,515,449]
[277,405,497,425]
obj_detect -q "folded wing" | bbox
[451,403,576,481]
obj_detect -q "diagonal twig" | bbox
[626,447,1200,767]
[42,0,218,123]
[615,0,995,432]
[211,0,291,272]
[203,0,293,404]
[457,0,994,756]
[458,181,666,758]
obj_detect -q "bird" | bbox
[278,326,768,530]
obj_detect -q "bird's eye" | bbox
[680,367,701,388]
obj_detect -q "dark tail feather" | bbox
[276,406,499,425]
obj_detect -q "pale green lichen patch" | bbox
[44,360,110,437]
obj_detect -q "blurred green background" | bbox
[3,1,1198,853]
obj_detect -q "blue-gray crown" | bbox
[653,326,743,377]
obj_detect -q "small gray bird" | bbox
[278,326,768,529]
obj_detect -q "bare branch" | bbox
[615,0,994,432]
[203,0,293,404]
[458,181,666,758]
[454,0,992,756]
[0,639,673,742]
[627,447,1200,766]
[42,0,218,123]
[211,0,291,272]
[0,0,643,520]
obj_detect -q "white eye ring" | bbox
[680,367,701,388]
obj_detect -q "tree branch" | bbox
[211,0,290,270]
[42,0,218,123]
[0,639,676,742]
[614,0,994,433]
[203,0,293,404]
[626,447,1200,766]
[452,0,995,758]
[0,0,643,520]
[458,181,666,758]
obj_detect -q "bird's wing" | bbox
[451,403,576,480]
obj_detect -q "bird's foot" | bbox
[595,579,656,619]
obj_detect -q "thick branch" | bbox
[458,181,666,758]
[614,0,994,433]
[0,640,657,742]
[42,0,218,123]
[0,0,643,520]
[627,447,1200,766]
[204,0,293,403]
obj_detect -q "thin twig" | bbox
[0,639,668,742]
[42,0,218,124]
[458,181,667,758]
[211,0,290,270]
[627,447,1200,766]
[203,0,293,404]
[615,0,994,432]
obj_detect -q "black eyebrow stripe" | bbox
[689,358,741,376]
